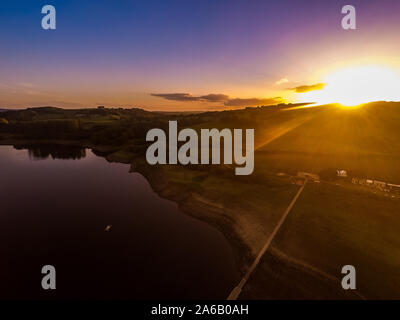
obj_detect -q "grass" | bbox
[3,102,400,298]
[242,181,400,299]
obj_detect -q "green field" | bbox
[242,181,400,299]
[2,102,400,298]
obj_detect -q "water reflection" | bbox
[0,145,239,299]
[13,144,86,160]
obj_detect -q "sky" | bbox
[1,0,400,110]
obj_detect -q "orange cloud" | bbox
[289,83,325,93]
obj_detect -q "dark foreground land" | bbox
[1,102,400,299]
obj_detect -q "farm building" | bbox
[337,170,348,177]
[388,183,400,194]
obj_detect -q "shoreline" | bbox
[129,158,253,274]
[3,137,399,299]
[0,138,253,276]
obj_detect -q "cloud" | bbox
[275,78,289,85]
[289,83,325,93]
[150,93,230,102]
[199,93,230,102]
[151,92,282,107]
[150,93,200,101]
[224,97,282,107]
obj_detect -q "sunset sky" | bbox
[1,0,400,110]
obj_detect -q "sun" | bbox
[298,65,400,106]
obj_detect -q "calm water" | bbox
[0,145,239,299]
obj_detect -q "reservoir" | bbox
[0,145,239,299]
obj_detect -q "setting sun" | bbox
[299,65,400,106]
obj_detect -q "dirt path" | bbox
[227,179,308,300]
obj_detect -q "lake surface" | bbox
[0,145,239,299]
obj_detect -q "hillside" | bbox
[1,102,400,299]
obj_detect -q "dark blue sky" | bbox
[1,0,400,109]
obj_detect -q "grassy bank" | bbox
[2,103,400,299]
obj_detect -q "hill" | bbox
[1,102,400,299]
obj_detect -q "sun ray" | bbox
[298,65,400,106]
